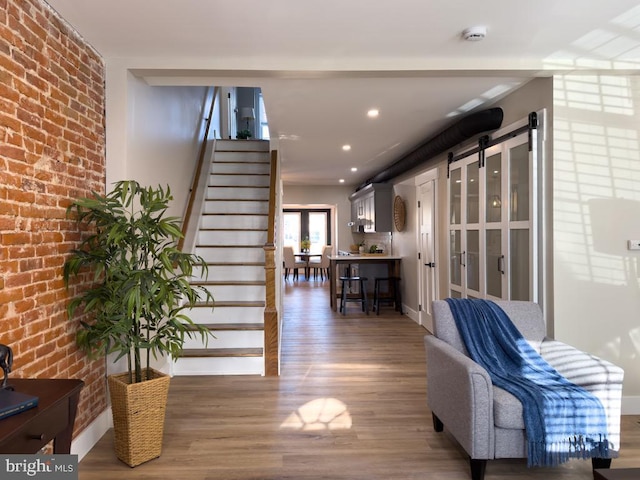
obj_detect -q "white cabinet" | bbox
[349,183,393,233]
[448,132,535,301]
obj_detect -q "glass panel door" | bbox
[308,212,327,254]
[509,143,530,222]
[486,229,503,298]
[466,229,480,294]
[510,228,530,300]
[450,168,461,224]
[466,160,480,224]
[283,212,301,250]
[449,230,462,291]
[485,153,502,223]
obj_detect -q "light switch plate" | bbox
[627,240,640,250]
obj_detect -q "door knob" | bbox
[424,262,436,267]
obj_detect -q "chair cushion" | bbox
[493,386,525,430]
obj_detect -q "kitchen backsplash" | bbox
[359,232,393,255]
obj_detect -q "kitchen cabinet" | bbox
[349,183,393,233]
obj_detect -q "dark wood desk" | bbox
[328,255,402,311]
[0,378,84,454]
[594,469,640,480]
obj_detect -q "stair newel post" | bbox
[263,149,279,376]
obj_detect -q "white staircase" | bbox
[175,139,270,375]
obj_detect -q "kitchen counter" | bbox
[328,255,402,311]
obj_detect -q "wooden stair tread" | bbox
[204,261,265,266]
[210,172,269,176]
[207,185,269,188]
[205,198,268,202]
[200,228,267,232]
[186,323,264,331]
[196,244,264,248]
[194,300,266,308]
[180,348,264,358]
[202,212,269,217]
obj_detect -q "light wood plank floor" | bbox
[78,278,640,479]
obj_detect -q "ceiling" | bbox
[45,0,640,187]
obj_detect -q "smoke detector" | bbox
[462,26,487,41]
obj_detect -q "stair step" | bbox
[206,187,269,200]
[180,348,264,358]
[204,200,269,214]
[215,139,269,153]
[195,300,266,308]
[187,323,264,331]
[191,280,266,286]
[172,356,264,375]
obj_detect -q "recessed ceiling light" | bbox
[339,179,345,183]
[342,145,351,151]
[351,167,358,172]
[367,109,379,118]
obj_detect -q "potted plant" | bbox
[300,236,311,253]
[236,129,252,139]
[63,180,214,467]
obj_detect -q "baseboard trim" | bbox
[71,407,112,461]
[622,395,640,415]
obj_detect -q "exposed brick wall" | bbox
[0,0,107,439]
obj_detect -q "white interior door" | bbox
[418,179,437,332]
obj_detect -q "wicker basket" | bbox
[108,368,171,467]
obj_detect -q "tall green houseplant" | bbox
[63,180,213,384]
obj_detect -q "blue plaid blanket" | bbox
[445,298,609,466]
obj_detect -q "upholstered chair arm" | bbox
[424,335,495,459]
[540,339,624,454]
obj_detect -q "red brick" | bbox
[2,0,106,438]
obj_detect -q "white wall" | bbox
[553,74,640,412]
[127,78,210,219]
[103,68,213,375]
[283,184,354,252]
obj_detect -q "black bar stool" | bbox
[339,276,368,315]
[373,276,402,315]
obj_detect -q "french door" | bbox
[448,131,535,301]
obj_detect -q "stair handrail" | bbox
[179,86,218,252]
[263,149,279,376]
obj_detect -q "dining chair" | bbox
[283,246,306,280]
[311,245,332,280]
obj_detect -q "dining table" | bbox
[295,252,322,280]
[328,254,402,311]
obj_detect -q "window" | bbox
[283,209,331,253]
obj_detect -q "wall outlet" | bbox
[627,240,640,250]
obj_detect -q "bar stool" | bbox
[339,276,369,315]
[373,276,403,315]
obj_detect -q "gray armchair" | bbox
[424,300,624,480]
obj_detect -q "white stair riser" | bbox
[206,187,268,200]
[201,285,266,302]
[211,163,270,175]
[183,330,263,349]
[173,356,264,376]
[209,175,270,187]
[185,306,264,324]
[215,140,269,153]
[198,230,266,245]
[201,215,268,230]
[204,201,269,214]
[193,265,264,282]
[195,247,264,263]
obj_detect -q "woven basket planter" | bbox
[108,368,171,467]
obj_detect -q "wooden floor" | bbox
[78,278,640,479]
